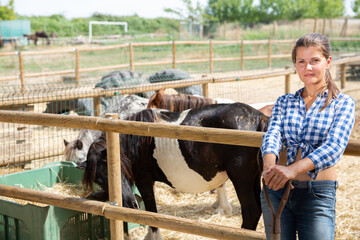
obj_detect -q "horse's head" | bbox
[64,139,88,165]
[147,88,215,112]
[78,136,138,209]
[147,88,165,109]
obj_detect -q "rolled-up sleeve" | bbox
[307,95,355,178]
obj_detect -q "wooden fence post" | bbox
[18,51,25,95]
[340,63,346,89]
[93,97,102,116]
[285,66,290,94]
[202,83,209,98]
[75,49,80,86]
[313,17,318,33]
[268,39,271,68]
[209,40,213,73]
[344,18,348,37]
[330,18,333,36]
[322,18,326,35]
[105,113,123,240]
[129,43,134,71]
[172,40,176,69]
[241,40,244,70]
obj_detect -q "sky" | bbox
[1,0,356,19]
[2,0,209,19]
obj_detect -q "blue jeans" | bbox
[261,180,338,240]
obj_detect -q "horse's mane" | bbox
[122,108,163,179]
[164,94,214,112]
[126,108,160,122]
[147,89,215,112]
[82,134,134,192]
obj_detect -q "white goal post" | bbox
[88,21,128,42]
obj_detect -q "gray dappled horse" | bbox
[63,94,149,164]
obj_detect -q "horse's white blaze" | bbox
[153,137,228,193]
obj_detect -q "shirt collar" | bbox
[294,87,329,99]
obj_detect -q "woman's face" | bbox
[294,46,331,87]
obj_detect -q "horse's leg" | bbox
[226,159,261,230]
[136,180,164,240]
[212,182,233,215]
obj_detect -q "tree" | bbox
[316,0,344,18]
[0,0,16,21]
[256,0,344,22]
[207,0,257,25]
[352,0,360,17]
[164,0,205,25]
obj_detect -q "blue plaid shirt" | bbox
[261,88,355,179]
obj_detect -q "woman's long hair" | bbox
[291,33,339,110]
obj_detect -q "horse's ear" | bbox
[154,88,165,105]
[77,161,87,170]
[158,88,165,94]
[76,140,83,150]
[64,139,69,146]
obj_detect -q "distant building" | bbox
[0,19,31,46]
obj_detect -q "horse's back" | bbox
[175,103,268,131]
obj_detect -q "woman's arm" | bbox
[264,157,315,190]
[307,95,355,178]
[261,96,285,160]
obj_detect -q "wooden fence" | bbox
[0,110,359,240]
[1,38,360,94]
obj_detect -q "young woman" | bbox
[260,33,355,240]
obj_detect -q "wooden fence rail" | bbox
[1,38,359,89]
[0,110,359,156]
[0,184,265,240]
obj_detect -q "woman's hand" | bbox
[263,165,296,191]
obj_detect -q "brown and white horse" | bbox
[147,88,274,117]
[80,103,269,240]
